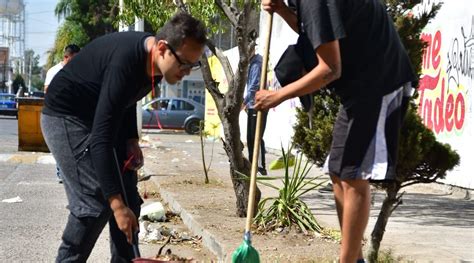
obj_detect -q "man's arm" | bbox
[123,105,143,170]
[254,40,342,110]
[89,65,138,242]
[124,105,139,139]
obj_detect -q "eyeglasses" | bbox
[165,43,201,71]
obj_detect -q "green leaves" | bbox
[293,89,340,167]
[48,0,116,67]
[253,147,326,234]
[121,0,224,35]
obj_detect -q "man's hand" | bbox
[126,138,143,171]
[262,0,286,13]
[254,89,285,110]
[109,194,138,244]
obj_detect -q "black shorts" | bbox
[324,84,411,181]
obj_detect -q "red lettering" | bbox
[420,30,442,70]
[419,71,441,115]
[445,94,454,132]
[418,30,466,135]
[432,31,442,70]
[421,90,466,134]
[454,94,465,130]
[434,79,445,133]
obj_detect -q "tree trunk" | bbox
[199,29,261,217]
[222,116,261,217]
[368,183,401,262]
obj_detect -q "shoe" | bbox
[258,167,268,176]
[318,183,333,193]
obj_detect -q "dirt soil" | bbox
[139,132,340,262]
[137,179,218,262]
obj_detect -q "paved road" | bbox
[0,116,18,153]
[0,117,111,261]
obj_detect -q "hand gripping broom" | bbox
[232,11,273,263]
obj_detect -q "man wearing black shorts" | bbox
[260,1,415,262]
[41,13,206,262]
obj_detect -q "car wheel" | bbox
[185,119,201,134]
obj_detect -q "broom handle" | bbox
[245,12,273,233]
[113,149,141,258]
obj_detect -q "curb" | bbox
[144,166,228,262]
[0,153,56,164]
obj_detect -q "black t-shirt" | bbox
[43,31,161,198]
[288,0,415,107]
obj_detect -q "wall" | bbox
[416,0,474,188]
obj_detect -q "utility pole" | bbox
[135,17,144,136]
[27,53,32,94]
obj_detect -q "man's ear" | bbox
[156,40,168,57]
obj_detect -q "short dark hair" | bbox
[155,12,207,49]
[64,44,80,56]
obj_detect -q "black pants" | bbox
[246,109,267,169]
[41,113,141,263]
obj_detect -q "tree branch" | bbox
[215,0,238,27]
[401,170,445,189]
[199,52,225,120]
[206,40,234,88]
[390,191,406,213]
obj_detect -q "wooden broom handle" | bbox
[245,12,274,232]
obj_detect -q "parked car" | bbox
[0,93,18,118]
[142,97,204,134]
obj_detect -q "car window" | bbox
[147,99,169,110]
[170,100,194,111]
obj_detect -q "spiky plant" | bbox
[254,147,325,234]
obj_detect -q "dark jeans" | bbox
[246,109,267,168]
[41,113,141,263]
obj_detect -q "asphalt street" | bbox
[0,116,18,153]
[0,116,114,261]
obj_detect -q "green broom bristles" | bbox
[232,237,260,263]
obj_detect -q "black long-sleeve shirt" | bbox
[43,31,161,198]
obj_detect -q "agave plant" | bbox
[253,147,326,234]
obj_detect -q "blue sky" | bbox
[25,0,59,65]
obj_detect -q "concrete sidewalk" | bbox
[143,132,474,262]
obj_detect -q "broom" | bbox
[232,11,273,263]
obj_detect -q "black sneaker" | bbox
[258,167,268,176]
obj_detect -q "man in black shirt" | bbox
[260,0,415,262]
[41,12,206,262]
